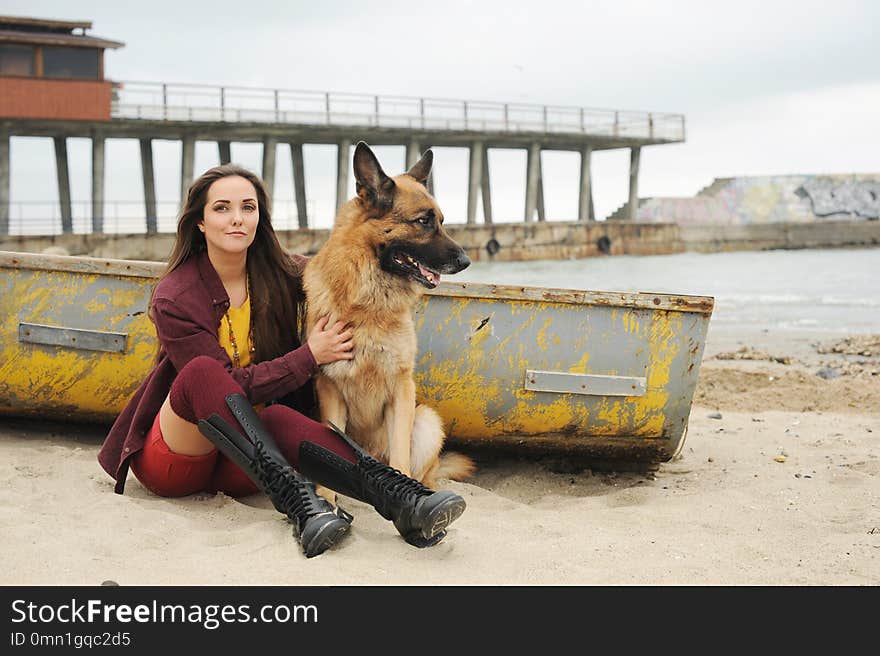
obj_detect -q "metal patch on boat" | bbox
[524,370,646,397]
[18,322,128,354]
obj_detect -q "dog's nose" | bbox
[455,251,471,272]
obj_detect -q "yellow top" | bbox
[218,296,252,368]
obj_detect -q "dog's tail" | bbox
[412,404,477,486]
[436,451,476,481]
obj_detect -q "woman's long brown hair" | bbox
[152,164,304,364]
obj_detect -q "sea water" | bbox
[455,247,880,335]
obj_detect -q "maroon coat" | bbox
[98,250,318,494]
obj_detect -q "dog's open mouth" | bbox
[391,251,441,288]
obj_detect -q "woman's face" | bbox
[198,175,260,257]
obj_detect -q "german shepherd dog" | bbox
[303,142,475,490]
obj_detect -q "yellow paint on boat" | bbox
[413,294,688,441]
[0,268,155,421]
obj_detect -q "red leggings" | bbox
[131,412,259,497]
[130,355,355,498]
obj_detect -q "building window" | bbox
[43,46,99,80]
[0,44,36,76]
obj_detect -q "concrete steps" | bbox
[696,177,733,197]
[606,198,653,221]
[605,201,633,221]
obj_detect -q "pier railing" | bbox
[3,199,316,236]
[110,81,685,141]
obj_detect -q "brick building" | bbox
[0,15,123,121]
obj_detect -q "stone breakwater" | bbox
[3,219,880,263]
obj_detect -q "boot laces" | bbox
[359,454,432,510]
[254,440,328,533]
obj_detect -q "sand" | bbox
[1,326,877,586]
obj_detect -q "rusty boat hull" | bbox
[0,250,714,465]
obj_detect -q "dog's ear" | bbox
[353,141,395,212]
[406,149,433,186]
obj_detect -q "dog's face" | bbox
[352,142,470,289]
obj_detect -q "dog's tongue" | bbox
[417,263,440,285]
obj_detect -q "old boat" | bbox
[0,250,714,467]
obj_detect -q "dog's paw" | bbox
[315,484,338,506]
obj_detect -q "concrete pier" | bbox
[0,83,685,235]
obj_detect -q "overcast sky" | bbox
[5,0,879,231]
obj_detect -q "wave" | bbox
[720,294,880,308]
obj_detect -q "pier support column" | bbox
[290,142,308,228]
[537,154,546,222]
[405,140,420,168]
[218,141,231,165]
[54,137,73,234]
[578,145,593,221]
[140,138,158,234]
[91,135,105,233]
[524,142,541,222]
[481,146,493,224]
[628,146,641,221]
[335,138,351,213]
[0,129,9,236]
[406,140,435,194]
[466,141,483,225]
[262,137,277,200]
[180,134,195,204]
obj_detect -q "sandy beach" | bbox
[1,326,877,586]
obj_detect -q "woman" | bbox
[98,164,466,558]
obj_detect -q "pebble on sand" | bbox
[816,367,840,380]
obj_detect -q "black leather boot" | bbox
[197,394,352,558]
[297,423,466,548]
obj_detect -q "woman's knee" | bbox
[171,356,226,401]
[179,355,226,379]
[169,356,241,422]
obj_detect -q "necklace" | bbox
[223,277,255,368]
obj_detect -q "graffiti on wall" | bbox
[795,179,880,220]
[634,175,880,224]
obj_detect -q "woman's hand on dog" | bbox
[307,316,355,365]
